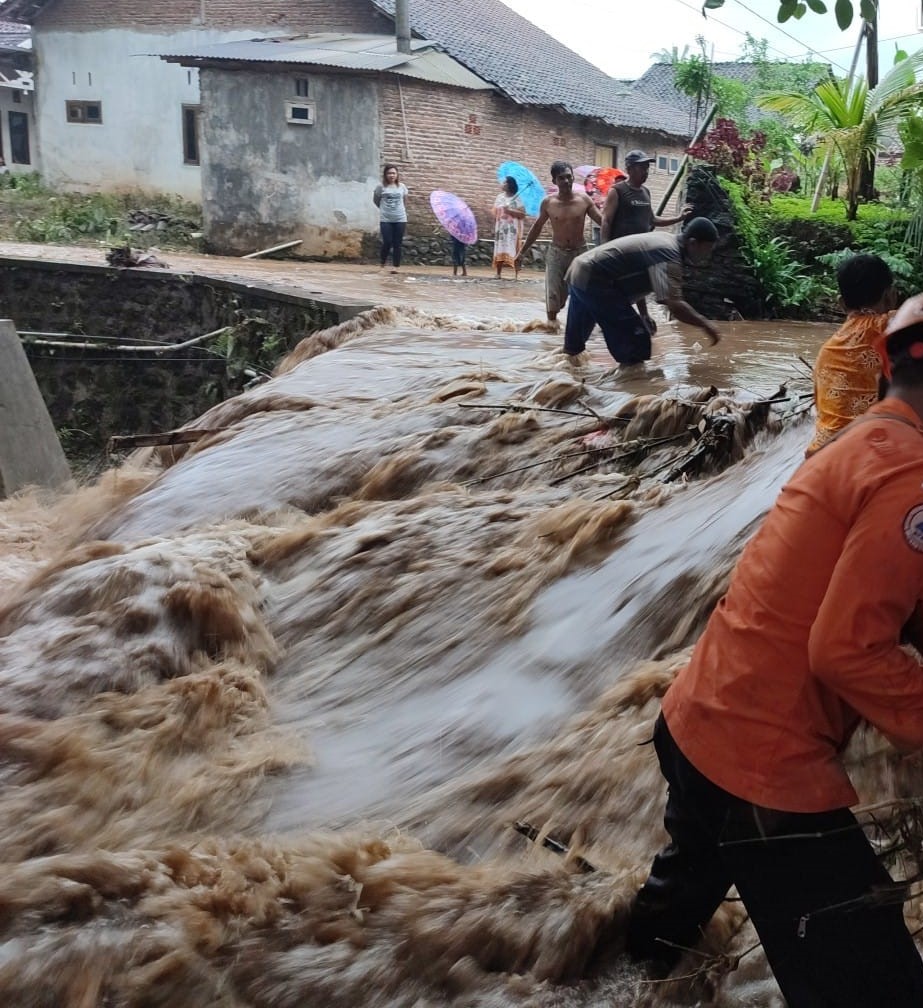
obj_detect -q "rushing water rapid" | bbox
[1,298,917,1007]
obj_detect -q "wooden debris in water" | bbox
[513,820,596,873]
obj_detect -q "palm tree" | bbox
[757,51,923,220]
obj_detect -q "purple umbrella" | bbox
[429,190,478,245]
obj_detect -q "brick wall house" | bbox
[4,0,693,255]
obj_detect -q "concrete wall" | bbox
[0,257,361,456]
[200,68,382,256]
[31,27,290,198]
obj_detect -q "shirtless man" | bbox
[515,161,602,324]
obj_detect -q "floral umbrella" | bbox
[429,190,478,244]
[496,161,544,217]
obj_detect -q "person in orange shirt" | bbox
[626,294,923,1006]
[806,253,895,456]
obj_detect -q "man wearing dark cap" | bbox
[601,149,692,243]
[625,294,923,1005]
[562,217,721,365]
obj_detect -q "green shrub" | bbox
[0,179,202,248]
[723,180,920,313]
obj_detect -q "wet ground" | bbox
[0,241,550,324]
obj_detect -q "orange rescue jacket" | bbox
[663,399,923,812]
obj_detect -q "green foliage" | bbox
[759,49,923,220]
[700,0,876,29]
[724,177,920,314]
[0,179,202,248]
[711,77,750,124]
[723,180,831,313]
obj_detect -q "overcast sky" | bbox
[500,0,922,79]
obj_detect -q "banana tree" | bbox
[758,50,923,219]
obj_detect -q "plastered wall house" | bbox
[2,0,693,257]
[0,20,35,173]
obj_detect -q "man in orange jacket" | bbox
[627,294,923,1005]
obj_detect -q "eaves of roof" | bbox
[157,33,494,91]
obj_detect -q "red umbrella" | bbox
[429,190,478,245]
[584,167,626,198]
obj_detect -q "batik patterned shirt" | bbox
[807,310,893,456]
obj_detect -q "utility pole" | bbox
[858,10,879,202]
[395,0,412,54]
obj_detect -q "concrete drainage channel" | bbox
[0,256,374,468]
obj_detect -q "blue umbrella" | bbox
[496,161,543,217]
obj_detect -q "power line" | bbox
[813,32,920,55]
[729,0,852,73]
[669,0,799,63]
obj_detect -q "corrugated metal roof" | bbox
[157,32,493,90]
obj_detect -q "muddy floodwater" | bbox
[0,268,918,1008]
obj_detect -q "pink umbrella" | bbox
[575,165,599,181]
[429,190,478,245]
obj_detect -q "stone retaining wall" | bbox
[0,259,370,461]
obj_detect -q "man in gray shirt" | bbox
[563,217,721,365]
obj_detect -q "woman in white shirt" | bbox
[373,164,409,273]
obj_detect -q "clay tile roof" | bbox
[368,0,692,138]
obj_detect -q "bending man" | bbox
[562,217,720,365]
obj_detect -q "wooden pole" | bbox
[656,103,718,217]
[858,13,879,201]
[241,239,303,260]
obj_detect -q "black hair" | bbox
[836,254,893,310]
[682,217,718,243]
[504,175,519,194]
[381,163,400,184]
[550,161,573,181]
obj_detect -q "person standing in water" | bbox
[562,217,720,366]
[373,164,408,273]
[515,161,603,325]
[492,176,526,280]
[806,253,895,456]
[601,150,694,332]
[626,295,923,1006]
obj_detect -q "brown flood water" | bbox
[0,276,917,1008]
